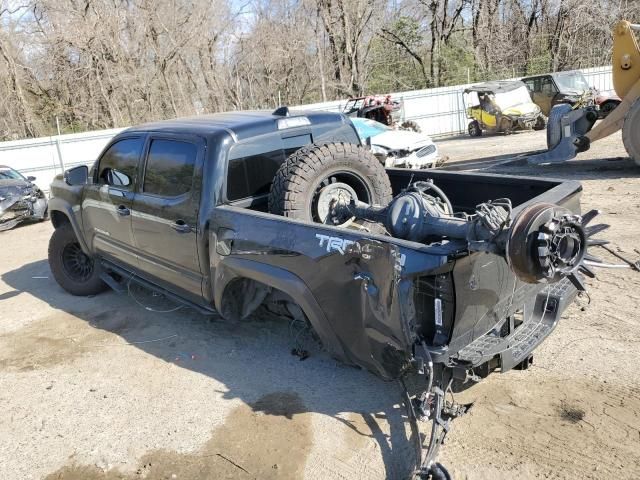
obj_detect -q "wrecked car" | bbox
[522,70,597,116]
[0,165,48,232]
[351,117,441,169]
[47,109,605,479]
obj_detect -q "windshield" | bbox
[0,167,25,181]
[555,71,590,92]
[351,118,391,140]
[493,86,533,110]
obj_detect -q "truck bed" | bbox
[215,168,582,379]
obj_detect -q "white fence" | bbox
[0,66,613,192]
[0,128,125,193]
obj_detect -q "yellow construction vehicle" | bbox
[529,20,640,165]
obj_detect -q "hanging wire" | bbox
[126,274,184,314]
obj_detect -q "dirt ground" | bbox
[1,129,639,480]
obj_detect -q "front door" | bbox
[131,134,204,301]
[82,136,145,268]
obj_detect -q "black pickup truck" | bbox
[47,109,601,478]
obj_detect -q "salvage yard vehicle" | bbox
[528,20,640,166]
[47,109,606,479]
[351,117,441,169]
[595,90,622,118]
[521,70,597,116]
[343,94,420,132]
[463,81,546,136]
[343,94,401,126]
[0,165,48,232]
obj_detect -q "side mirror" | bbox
[64,165,89,186]
[27,175,36,182]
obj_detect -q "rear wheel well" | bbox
[219,277,271,321]
[219,277,311,331]
[50,210,70,229]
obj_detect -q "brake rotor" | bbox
[506,203,586,284]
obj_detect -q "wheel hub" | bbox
[62,243,94,281]
[316,182,358,224]
[536,214,586,280]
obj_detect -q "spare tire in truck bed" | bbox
[268,142,393,226]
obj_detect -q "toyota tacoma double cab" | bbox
[47,109,604,479]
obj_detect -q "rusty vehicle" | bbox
[343,94,400,125]
[521,70,597,116]
[343,94,420,132]
[527,20,640,166]
[521,70,620,119]
[47,108,607,479]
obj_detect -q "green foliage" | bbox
[368,16,429,92]
[437,34,476,85]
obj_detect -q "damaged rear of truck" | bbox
[214,169,585,382]
[211,166,597,479]
[48,112,604,479]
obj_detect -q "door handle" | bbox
[116,205,130,216]
[171,219,191,233]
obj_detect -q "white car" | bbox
[350,117,441,169]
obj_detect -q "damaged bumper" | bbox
[0,188,47,231]
[384,144,441,169]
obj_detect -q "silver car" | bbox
[0,165,48,231]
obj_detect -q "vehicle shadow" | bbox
[1,259,416,479]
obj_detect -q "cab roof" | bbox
[464,80,526,94]
[123,109,348,141]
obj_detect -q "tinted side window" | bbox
[143,139,197,197]
[227,151,285,201]
[227,139,285,201]
[98,138,143,189]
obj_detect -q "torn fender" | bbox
[210,206,454,380]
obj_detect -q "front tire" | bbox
[400,120,421,133]
[468,120,482,137]
[600,100,619,118]
[533,114,547,131]
[48,223,107,296]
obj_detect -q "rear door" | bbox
[82,136,145,267]
[131,134,205,301]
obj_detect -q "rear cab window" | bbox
[226,136,286,202]
[224,116,360,204]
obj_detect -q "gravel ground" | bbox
[0,128,638,480]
